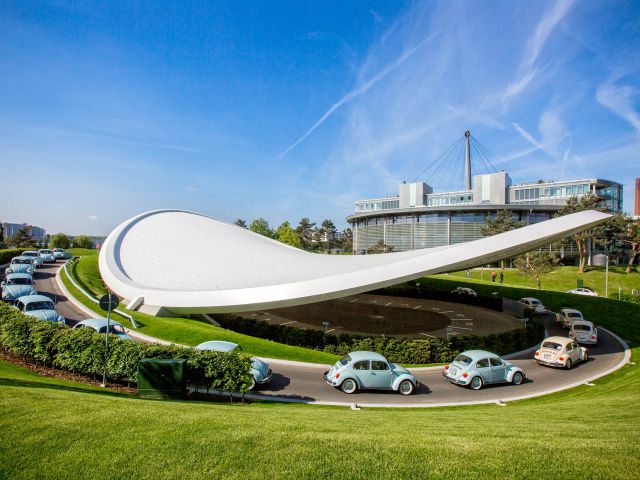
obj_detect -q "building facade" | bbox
[347,173,623,255]
[1,222,47,241]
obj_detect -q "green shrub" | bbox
[0,248,32,265]
[0,303,252,394]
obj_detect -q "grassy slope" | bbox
[61,251,339,364]
[445,265,640,295]
[1,351,638,479]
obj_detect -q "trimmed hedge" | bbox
[610,292,640,305]
[213,313,545,364]
[0,248,32,265]
[0,304,253,394]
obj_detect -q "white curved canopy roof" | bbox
[99,209,610,314]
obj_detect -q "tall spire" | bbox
[464,130,471,190]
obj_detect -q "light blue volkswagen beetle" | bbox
[38,249,56,263]
[1,273,37,302]
[52,248,72,260]
[324,351,417,395]
[443,350,525,390]
[74,318,134,341]
[22,251,43,268]
[14,294,65,325]
[196,340,272,390]
[5,256,35,276]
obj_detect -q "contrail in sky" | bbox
[278,32,440,159]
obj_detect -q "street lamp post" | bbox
[605,255,609,299]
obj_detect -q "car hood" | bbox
[251,357,270,379]
[23,310,58,322]
[8,265,33,274]
[391,363,411,376]
[2,285,35,298]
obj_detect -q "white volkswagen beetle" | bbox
[535,336,588,369]
[569,320,598,345]
[556,308,585,329]
[518,297,546,313]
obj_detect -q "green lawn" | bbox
[1,348,638,479]
[61,251,340,364]
[444,265,640,297]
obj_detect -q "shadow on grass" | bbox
[0,376,134,398]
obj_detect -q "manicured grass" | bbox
[1,349,638,479]
[445,265,640,297]
[60,253,340,364]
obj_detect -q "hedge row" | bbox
[214,313,545,364]
[0,248,32,265]
[609,292,640,305]
[0,304,253,394]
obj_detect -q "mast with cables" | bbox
[464,130,471,191]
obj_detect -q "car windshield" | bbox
[23,252,37,257]
[98,324,126,334]
[453,354,473,366]
[12,259,30,264]
[542,341,563,351]
[573,324,591,331]
[7,278,30,285]
[53,249,62,252]
[568,313,581,318]
[25,301,54,311]
[40,250,52,254]
[531,300,542,305]
[339,355,351,366]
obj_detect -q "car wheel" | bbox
[565,359,573,370]
[398,379,414,396]
[470,376,483,390]
[341,378,357,394]
[512,372,524,385]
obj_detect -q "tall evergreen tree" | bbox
[556,194,603,272]
[296,217,316,251]
[6,226,36,248]
[319,219,337,250]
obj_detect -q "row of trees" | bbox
[234,217,352,252]
[478,193,640,288]
[0,225,95,250]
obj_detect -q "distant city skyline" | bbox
[1,1,638,236]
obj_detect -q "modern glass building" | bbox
[347,172,623,255]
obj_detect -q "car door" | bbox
[475,358,492,383]
[368,360,394,389]
[569,342,580,362]
[351,360,371,388]
[489,357,506,383]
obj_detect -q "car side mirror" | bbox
[1,281,5,286]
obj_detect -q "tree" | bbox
[556,194,602,272]
[6,226,36,248]
[249,218,274,238]
[481,210,525,269]
[318,219,337,251]
[234,219,247,228]
[622,219,640,273]
[368,240,394,254]
[0,223,5,249]
[340,227,353,252]
[49,233,71,249]
[595,212,627,264]
[275,221,301,248]
[73,236,94,249]
[515,251,561,290]
[296,218,316,251]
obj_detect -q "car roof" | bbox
[22,251,38,254]
[561,308,582,314]
[39,249,52,252]
[75,318,124,330]
[457,350,499,359]
[5,273,32,279]
[18,294,53,304]
[11,256,31,261]
[347,351,387,362]
[571,319,593,326]
[196,340,239,352]
[542,336,572,345]
[520,297,541,302]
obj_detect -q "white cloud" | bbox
[596,81,640,133]
[88,215,98,221]
[503,0,575,105]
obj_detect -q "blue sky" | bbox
[1,1,639,236]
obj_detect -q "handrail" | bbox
[63,259,137,328]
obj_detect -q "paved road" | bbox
[26,262,627,406]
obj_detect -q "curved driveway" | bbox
[31,263,629,407]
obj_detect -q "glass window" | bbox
[489,357,503,367]
[453,354,473,366]
[566,343,573,351]
[339,355,351,366]
[371,360,389,370]
[476,358,490,368]
[352,360,370,370]
[542,341,562,351]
